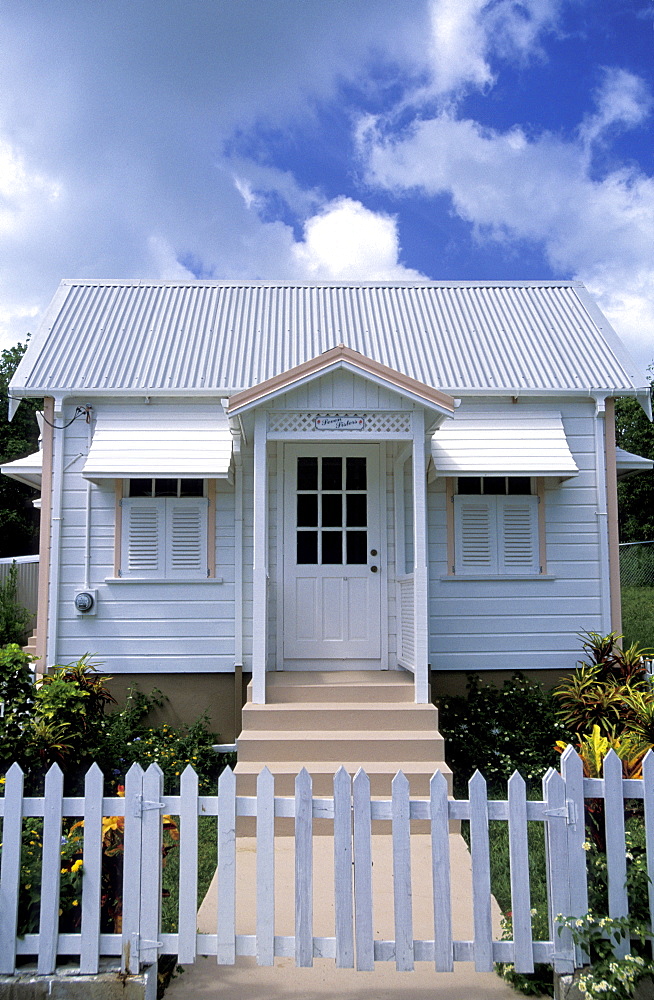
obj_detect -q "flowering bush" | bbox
[437,671,568,790]
[558,912,654,999]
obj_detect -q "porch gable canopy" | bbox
[82,408,232,482]
[431,410,579,479]
[226,345,456,420]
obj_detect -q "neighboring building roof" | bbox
[0,450,42,490]
[9,280,650,406]
[227,345,455,417]
[615,446,654,479]
[431,411,579,479]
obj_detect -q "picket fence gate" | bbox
[1,747,653,979]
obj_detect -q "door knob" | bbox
[370,565,378,573]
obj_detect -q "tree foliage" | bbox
[615,365,654,542]
[0,342,41,557]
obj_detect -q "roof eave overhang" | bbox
[226,346,455,420]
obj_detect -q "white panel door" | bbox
[284,445,382,660]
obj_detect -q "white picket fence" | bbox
[1,748,653,979]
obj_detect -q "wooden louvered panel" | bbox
[500,499,539,573]
[122,500,164,577]
[454,497,496,573]
[169,500,208,576]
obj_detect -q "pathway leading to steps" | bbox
[165,833,531,999]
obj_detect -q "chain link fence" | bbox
[620,541,654,588]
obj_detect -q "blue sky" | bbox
[0,0,652,371]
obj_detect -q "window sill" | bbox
[439,574,556,581]
[105,576,224,584]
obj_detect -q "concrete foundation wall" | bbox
[431,667,572,700]
[104,671,250,742]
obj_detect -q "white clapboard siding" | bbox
[2,752,653,979]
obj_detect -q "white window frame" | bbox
[453,492,540,576]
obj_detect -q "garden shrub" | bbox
[436,671,567,792]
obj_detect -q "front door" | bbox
[283,444,382,662]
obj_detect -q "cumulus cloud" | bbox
[421,0,563,98]
[357,63,654,369]
[289,198,424,281]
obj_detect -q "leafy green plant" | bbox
[557,912,654,999]
[553,665,632,736]
[0,563,33,646]
[437,672,566,792]
[496,906,553,996]
[0,643,34,765]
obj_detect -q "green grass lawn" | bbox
[162,815,217,933]
[621,586,654,650]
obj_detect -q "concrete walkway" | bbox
[165,833,532,999]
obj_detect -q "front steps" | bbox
[234,670,453,806]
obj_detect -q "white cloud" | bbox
[357,65,654,370]
[579,68,653,148]
[421,0,564,98]
[289,198,424,281]
[0,137,62,235]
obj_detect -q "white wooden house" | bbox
[3,280,652,770]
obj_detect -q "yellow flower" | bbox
[24,884,31,890]
[61,868,68,875]
[71,859,83,873]
[72,900,79,907]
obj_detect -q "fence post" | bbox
[295,768,313,968]
[353,768,374,971]
[469,770,493,972]
[507,770,534,973]
[0,763,25,974]
[256,766,275,966]
[139,763,164,969]
[643,751,654,950]
[38,763,64,975]
[80,763,104,974]
[543,768,574,974]
[216,766,236,965]
[603,749,629,959]
[430,768,453,972]
[560,746,588,968]
[122,763,145,974]
[178,765,199,964]
[333,766,354,968]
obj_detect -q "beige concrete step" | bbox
[240,701,439,731]
[235,760,453,797]
[236,730,446,763]
[251,670,415,703]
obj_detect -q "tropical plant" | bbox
[0,643,35,766]
[553,666,634,735]
[555,725,646,780]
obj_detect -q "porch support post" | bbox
[252,410,268,704]
[412,409,430,704]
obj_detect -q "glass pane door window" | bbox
[296,456,368,565]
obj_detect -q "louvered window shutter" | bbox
[166,498,209,578]
[454,496,498,574]
[122,498,166,577]
[498,496,539,574]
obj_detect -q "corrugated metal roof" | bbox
[10,280,648,397]
[431,411,579,478]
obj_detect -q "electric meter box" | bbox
[74,589,98,615]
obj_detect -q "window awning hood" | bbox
[82,406,233,482]
[431,410,579,479]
